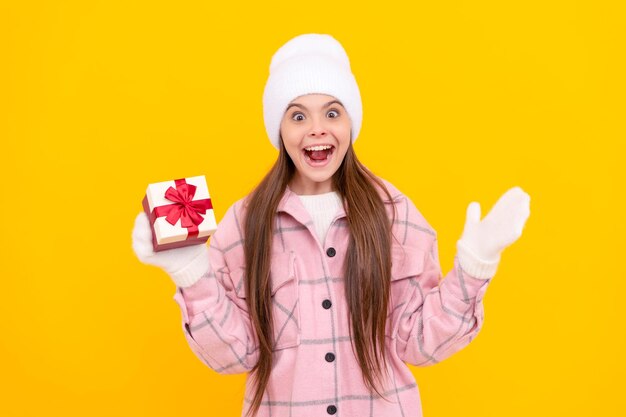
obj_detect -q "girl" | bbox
[132,33,531,417]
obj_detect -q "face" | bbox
[279,94,351,195]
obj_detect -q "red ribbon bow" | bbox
[153,178,213,238]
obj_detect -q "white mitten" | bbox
[131,211,210,287]
[456,186,531,279]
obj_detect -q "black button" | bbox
[322,299,332,309]
[325,352,335,362]
[326,247,336,257]
[327,405,337,415]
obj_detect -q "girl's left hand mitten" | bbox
[131,211,211,287]
[456,186,531,279]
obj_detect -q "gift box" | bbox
[142,175,217,252]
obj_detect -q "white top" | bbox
[297,191,343,245]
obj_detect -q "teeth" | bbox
[304,145,333,151]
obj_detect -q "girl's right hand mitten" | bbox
[131,211,210,287]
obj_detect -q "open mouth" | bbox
[302,144,335,165]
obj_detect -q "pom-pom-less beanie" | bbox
[262,33,363,150]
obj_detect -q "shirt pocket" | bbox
[235,250,301,351]
[387,244,427,338]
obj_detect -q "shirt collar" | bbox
[276,180,403,225]
[276,184,344,226]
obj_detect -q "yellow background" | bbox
[2,0,624,416]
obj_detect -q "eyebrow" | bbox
[285,100,344,112]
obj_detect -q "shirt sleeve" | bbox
[172,202,259,374]
[393,198,493,367]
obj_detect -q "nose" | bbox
[307,116,328,138]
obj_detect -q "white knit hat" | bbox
[262,33,363,150]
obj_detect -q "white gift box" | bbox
[142,175,217,252]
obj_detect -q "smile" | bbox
[302,144,335,167]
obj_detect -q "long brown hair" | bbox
[242,137,397,417]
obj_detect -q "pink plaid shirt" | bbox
[173,178,492,417]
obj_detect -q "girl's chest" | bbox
[274,214,350,280]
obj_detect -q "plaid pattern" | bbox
[173,178,492,417]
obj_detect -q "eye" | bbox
[327,109,340,118]
[291,112,305,121]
